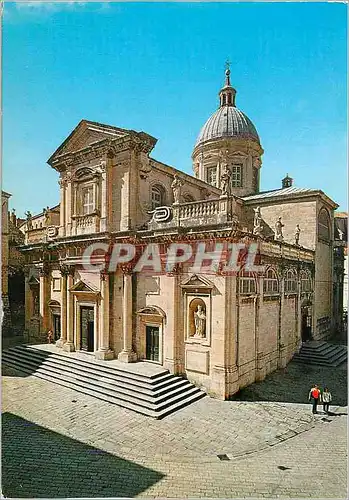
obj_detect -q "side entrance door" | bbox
[301,307,312,342]
[145,325,160,362]
[80,306,94,352]
[53,314,61,341]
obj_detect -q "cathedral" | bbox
[18,69,338,398]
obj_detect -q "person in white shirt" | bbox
[322,387,332,414]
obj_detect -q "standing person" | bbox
[322,387,332,414]
[308,384,321,414]
[47,329,53,344]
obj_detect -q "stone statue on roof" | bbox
[171,174,184,205]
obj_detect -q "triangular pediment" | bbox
[70,279,99,293]
[180,274,214,289]
[48,120,132,163]
[28,275,39,285]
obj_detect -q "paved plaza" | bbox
[2,363,348,498]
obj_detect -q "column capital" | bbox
[166,263,183,277]
[59,263,74,277]
[120,264,133,275]
[39,262,50,277]
[100,270,110,281]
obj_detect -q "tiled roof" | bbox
[242,186,318,201]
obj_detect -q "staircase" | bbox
[292,341,347,368]
[2,345,205,419]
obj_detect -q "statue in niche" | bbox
[220,166,231,196]
[171,174,183,204]
[275,217,284,241]
[253,206,263,236]
[194,304,206,338]
[295,224,301,245]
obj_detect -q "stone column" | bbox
[95,272,114,360]
[63,273,75,352]
[56,269,67,348]
[118,269,137,362]
[39,264,50,335]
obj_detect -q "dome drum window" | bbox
[231,164,243,188]
[206,166,217,187]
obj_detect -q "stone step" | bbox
[300,344,343,356]
[4,346,181,394]
[1,353,194,406]
[292,341,347,368]
[2,347,205,418]
[9,345,171,384]
[294,349,347,363]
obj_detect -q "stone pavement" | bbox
[2,365,348,498]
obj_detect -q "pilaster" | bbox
[39,264,50,333]
[63,273,75,352]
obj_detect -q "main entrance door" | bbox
[146,325,160,362]
[80,306,94,352]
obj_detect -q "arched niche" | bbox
[188,297,206,338]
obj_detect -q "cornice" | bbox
[50,134,157,172]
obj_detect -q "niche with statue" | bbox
[185,294,211,345]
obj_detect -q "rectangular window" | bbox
[206,167,217,187]
[52,278,61,292]
[82,186,94,215]
[231,164,243,188]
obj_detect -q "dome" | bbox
[195,106,260,147]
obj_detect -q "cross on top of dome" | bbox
[219,61,236,107]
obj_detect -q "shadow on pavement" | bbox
[231,361,348,407]
[2,345,55,378]
[2,412,164,498]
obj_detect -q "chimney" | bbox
[282,174,293,189]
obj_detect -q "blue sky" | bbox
[3,1,347,215]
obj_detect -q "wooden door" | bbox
[145,325,159,362]
[80,306,94,352]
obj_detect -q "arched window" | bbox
[151,184,166,210]
[284,269,297,293]
[300,270,312,293]
[239,269,257,295]
[263,268,279,294]
[318,208,331,242]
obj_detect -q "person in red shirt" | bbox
[308,384,322,414]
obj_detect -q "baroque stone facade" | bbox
[18,71,340,398]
